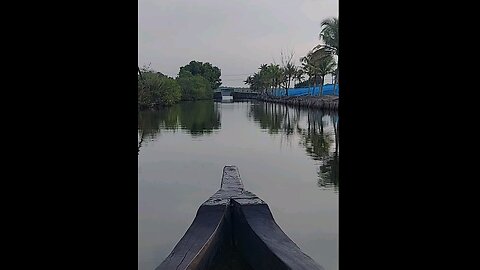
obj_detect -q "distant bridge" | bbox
[214,87,259,100]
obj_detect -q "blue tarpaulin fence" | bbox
[272,84,339,96]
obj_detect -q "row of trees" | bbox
[244,17,338,96]
[138,61,222,110]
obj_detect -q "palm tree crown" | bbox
[319,17,338,54]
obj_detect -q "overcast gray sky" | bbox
[138,0,338,87]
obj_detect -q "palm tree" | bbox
[300,56,316,96]
[243,73,262,92]
[302,47,334,96]
[304,17,339,96]
[317,17,338,94]
[259,64,272,95]
[295,69,305,87]
[266,64,283,96]
[283,63,296,96]
[316,55,336,96]
[319,17,338,55]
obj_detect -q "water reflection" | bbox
[247,102,300,135]
[138,100,338,190]
[138,101,339,270]
[249,102,339,191]
[138,100,221,149]
[317,114,339,190]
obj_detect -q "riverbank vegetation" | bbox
[138,69,181,109]
[138,61,222,109]
[244,17,338,97]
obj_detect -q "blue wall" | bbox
[273,84,339,96]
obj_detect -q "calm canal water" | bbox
[138,100,338,270]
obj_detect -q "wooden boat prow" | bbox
[156,166,324,270]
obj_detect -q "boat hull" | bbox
[156,166,324,270]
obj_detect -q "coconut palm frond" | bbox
[319,17,338,54]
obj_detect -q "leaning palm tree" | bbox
[315,55,336,96]
[300,56,316,96]
[302,47,332,96]
[318,17,338,94]
[319,17,338,55]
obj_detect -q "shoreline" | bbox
[138,95,339,111]
[257,95,339,110]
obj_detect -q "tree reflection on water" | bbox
[138,100,221,153]
[249,102,339,191]
[138,100,338,190]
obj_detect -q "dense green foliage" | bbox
[244,64,283,94]
[138,60,222,109]
[176,73,213,100]
[138,70,181,109]
[300,49,336,95]
[178,61,222,89]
